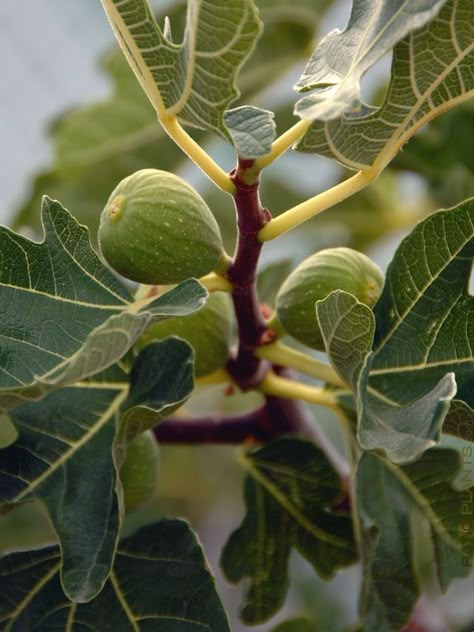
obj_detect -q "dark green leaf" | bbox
[295,0,445,121]
[317,291,456,463]
[371,199,474,408]
[0,519,230,631]
[0,339,194,602]
[357,449,473,632]
[0,198,206,411]
[316,290,375,392]
[101,0,262,138]
[224,106,276,158]
[443,400,474,441]
[297,0,474,171]
[220,437,356,624]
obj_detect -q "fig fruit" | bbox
[136,291,234,377]
[119,430,160,513]
[98,169,225,284]
[275,247,384,350]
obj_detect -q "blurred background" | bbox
[0,1,473,630]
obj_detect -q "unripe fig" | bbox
[136,292,234,377]
[119,430,160,513]
[275,247,384,350]
[98,169,226,285]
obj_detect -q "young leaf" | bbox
[296,0,474,172]
[0,198,206,411]
[0,519,230,631]
[0,339,194,602]
[294,0,445,121]
[101,0,262,137]
[357,449,473,632]
[224,105,276,159]
[316,291,455,463]
[220,437,356,624]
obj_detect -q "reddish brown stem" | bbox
[226,159,271,389]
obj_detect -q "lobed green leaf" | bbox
[317,198,473,463]
[0,339,195,602]
[296,0,474,171]
[220,437,356,624]
[101,0,262,138]
[0,519,230,631]
[0,198,206,411]
[295,0,446,121]
[357,449,473,631]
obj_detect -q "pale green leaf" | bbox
[315,290,375,391]
[0,339,195,602]
[224,105,276,158]
[296,0,474,171]
[295,0,446,121]
[357,449,473,631]
[358,358,456,462]
[317,291,458,463]
[0,197,206,411]
[220,437,356,624]
[0,519,230,631]
[101,0,262,137]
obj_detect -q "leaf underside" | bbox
[101,0,262,138]
[296,0,474,171]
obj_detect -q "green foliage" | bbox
[357,449,473,630]
[1,0,473,629]
[297,0,474,171]
[295,0,446,121]
[0,197,205,411]
[101,0,262,138]
[0,339,195,601]
[0,519,230,630]
[220,438,357,624]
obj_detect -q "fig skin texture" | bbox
[119,431,160,513]
[136,292,234,377]
[275,247,384,351]
[98,169,225,285]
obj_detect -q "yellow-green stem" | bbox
[198,272,233,293]
[255,119,313,169]
[259,372,339,411]
[258,169,378,241]
[256,341,345,388]
[160,116,235,194]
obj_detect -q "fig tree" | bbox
[275,247,384,350]
[136,291,234,377]
[98,169,226,284]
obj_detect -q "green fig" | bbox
[98,169,226,285]
[119,431,160,513]
[136,292,234,377]
[275,247,384,350]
